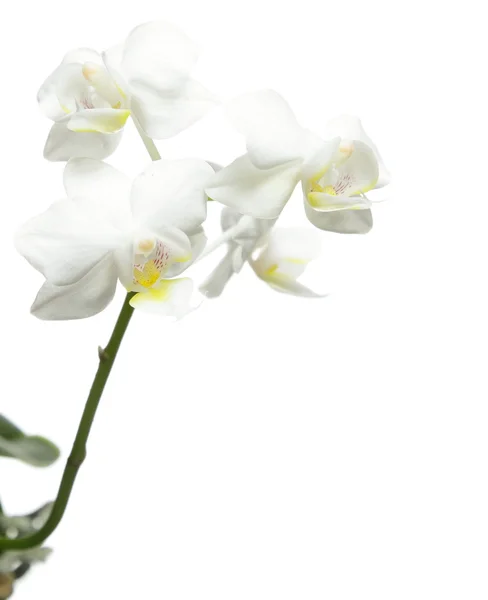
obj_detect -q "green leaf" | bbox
[0,437,60,468]
[0,415,60,467]
[0,417,23,441]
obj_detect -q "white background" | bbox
[1,1,487,598]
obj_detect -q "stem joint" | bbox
[98,346,110,363]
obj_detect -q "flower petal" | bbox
[102,44,128,93]
[324,115,390,188]
[301,138,341,182]
[252,227,321,279]
[112,21,216,139]
[260,276,326,298]
[131,158,213,233]
[30,256,118,320]
[62,48,103,65]
[52,63,91,115]
[154,227,192,263]
[304,200,373,234]
[43,121,122,161]
[121,21,200,92]
[67,108,131,133]
[305,140,379,209]
[80,62,124,107]
[38,51,109,122]
[130,79,218,139]
[221,207,274,249]
[38,65,71,121]
[199,210,272,298]
[199,247,239,298]
[227,90,319,169]
[129,277,199,319]
[15,199,122,286]
[113,240,134,291]
[63,158,132,230]
[38,53,100,121]
[251,228,325,297]
[205,155,302,219]
[306,193,372,211]
[129,228,192,292]
[165,227,207,278]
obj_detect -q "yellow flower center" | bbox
[133,261,161,288]
[133,239,170,289]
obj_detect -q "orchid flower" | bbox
[205,90,390,235]
[38,21,218,161]
[201,208,325,298]
[15,158,214,319]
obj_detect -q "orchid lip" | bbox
[132,237,171,288]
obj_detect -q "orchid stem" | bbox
[0,120,162,551]
[132,115,161,161]
[0,293,135,551]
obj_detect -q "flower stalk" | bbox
[0,293,135,551]
[132,115,162,161]
[1,119,163,550]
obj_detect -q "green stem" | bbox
[0,293,135,551]
[132,115,161,161]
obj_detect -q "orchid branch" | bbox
[1,112,164,551]
[132,115,162,161]
[0,293,135,551]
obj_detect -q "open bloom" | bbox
[38,21,218,161]
[15,158,214,319]
[201,208,325,297]
[206,90,390,234]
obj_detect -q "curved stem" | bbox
[132,115,161,161]
[0,123,160,550]
[0,293,135,551]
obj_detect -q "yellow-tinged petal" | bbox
[68,108,131,133]
[307,192,371,211]
[251,227,321,279]
[131,279,174,304]
[303,140,379,209]
[129,278,198,318]
[285,257,308,265]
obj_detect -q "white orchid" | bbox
[15,158,214,319]
[201,208,325,298]
[38,21,218,161]
[0,15,398,587]
[205,90,390,235]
